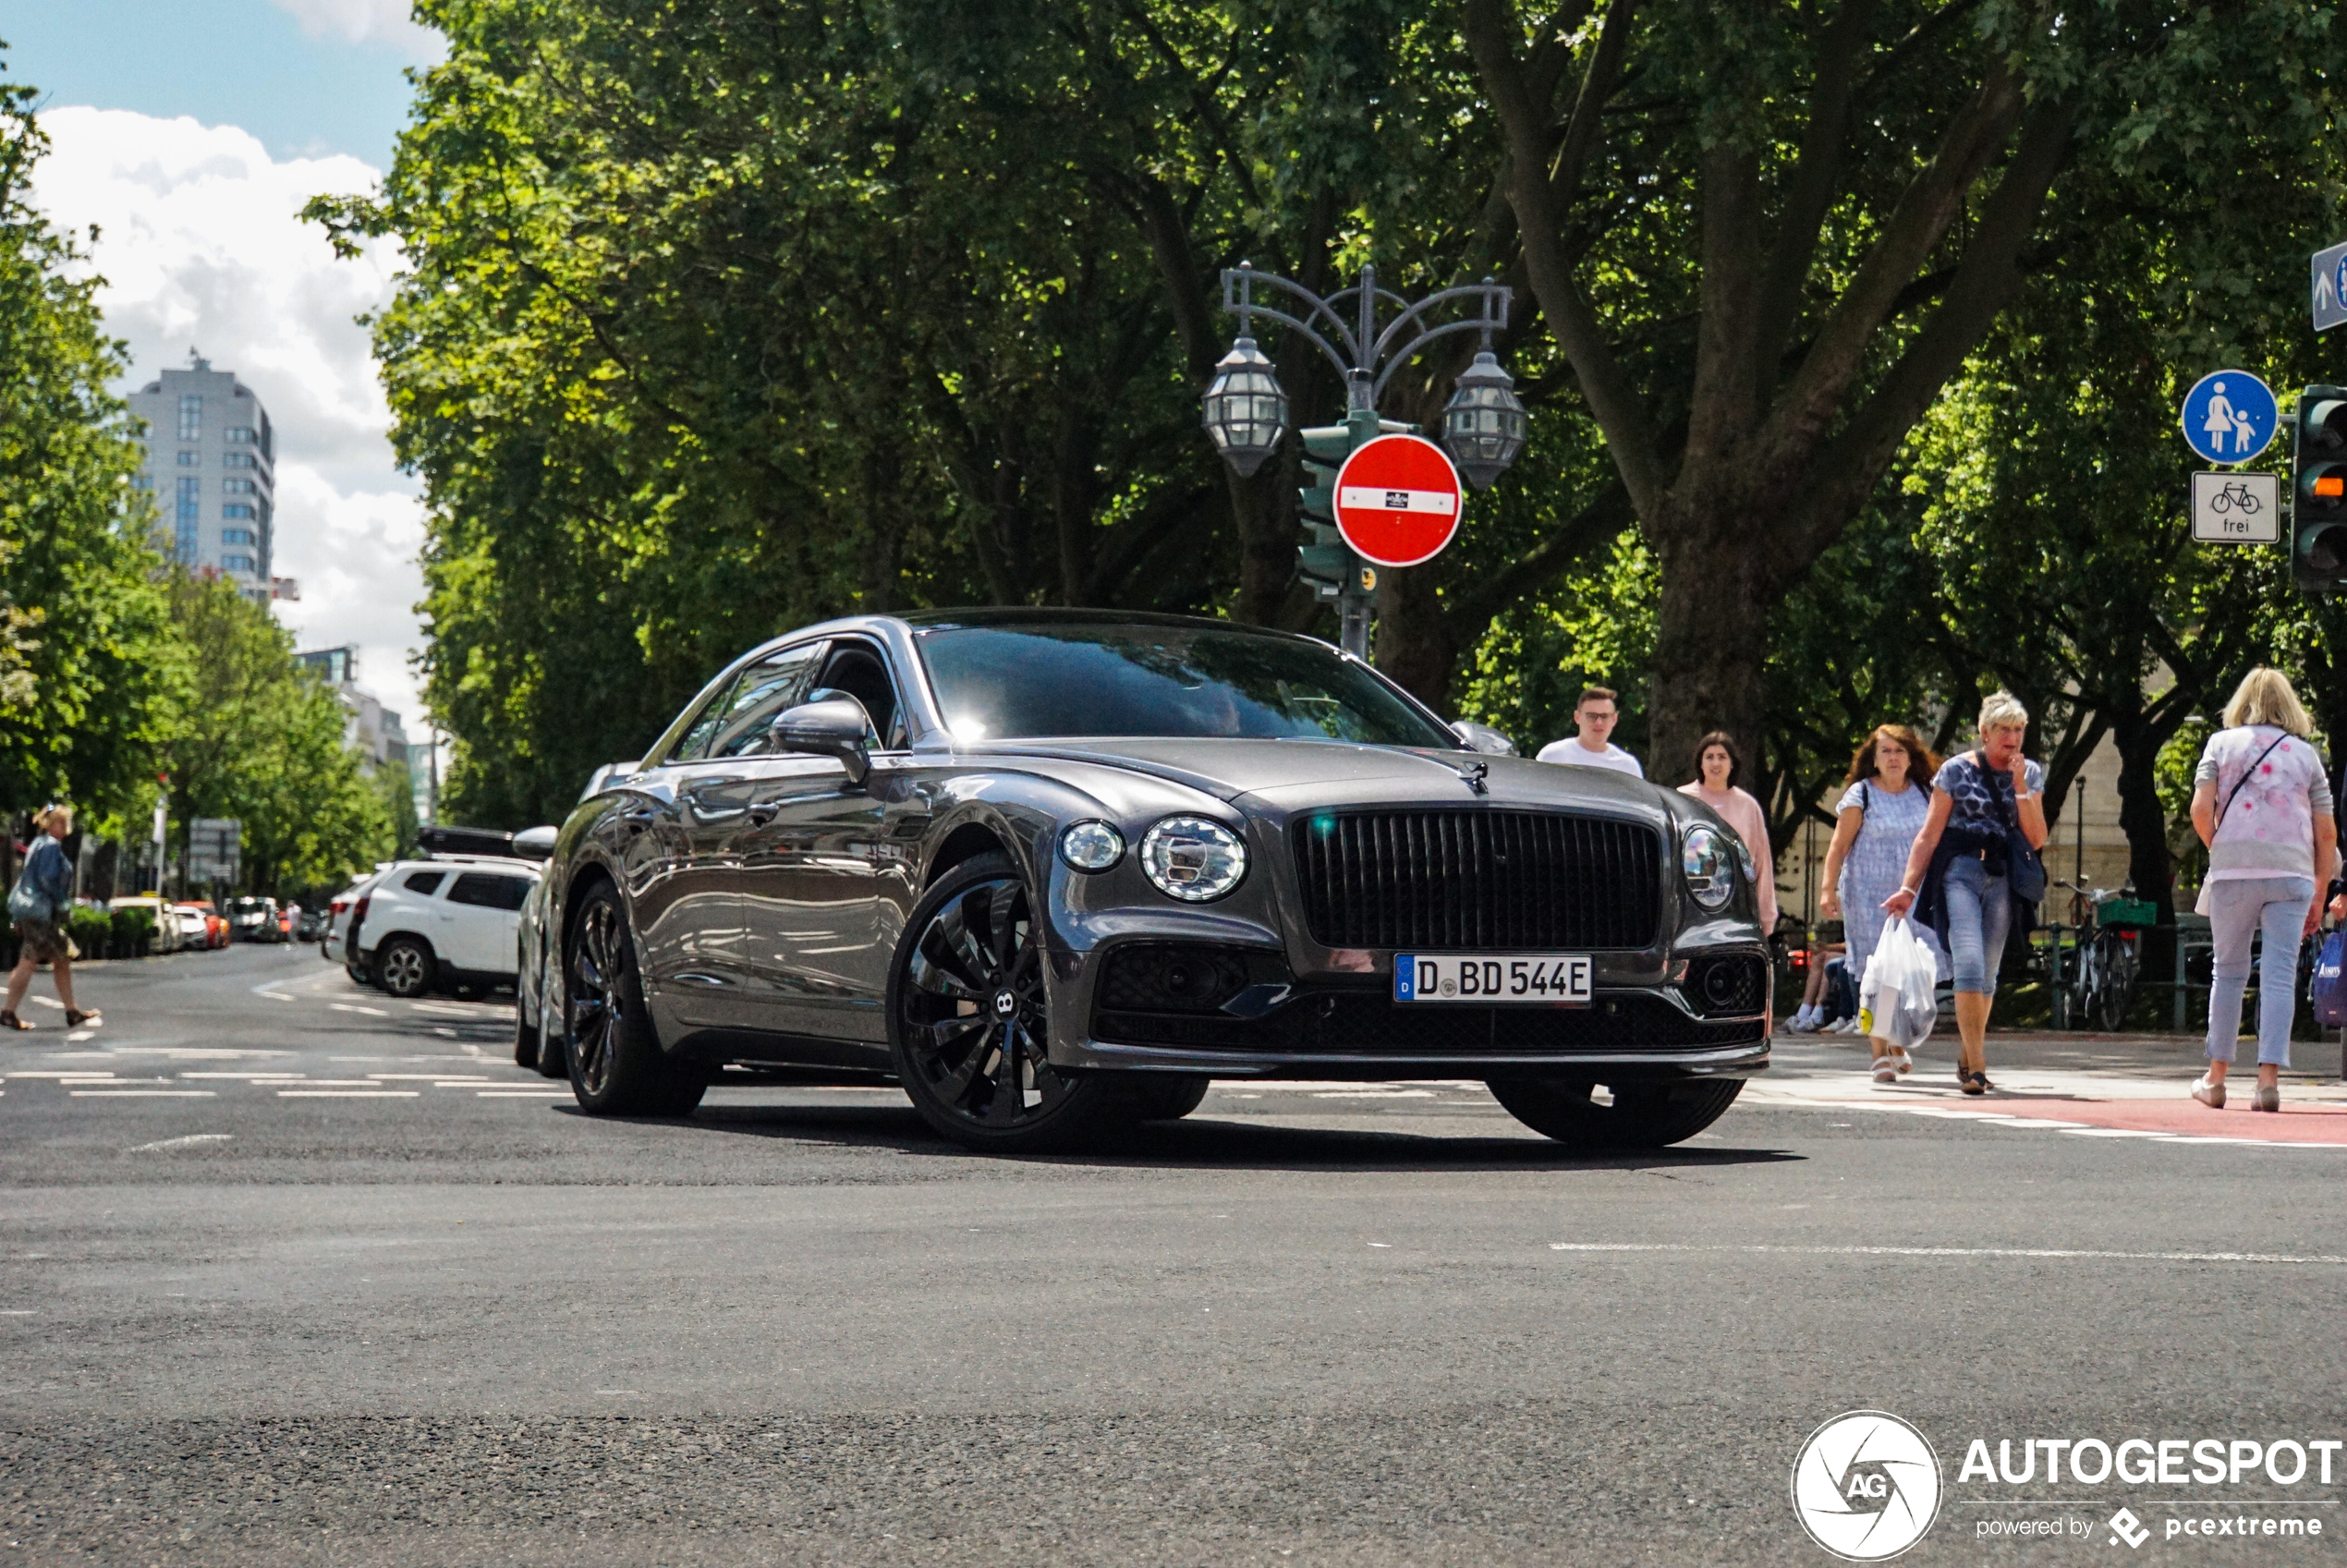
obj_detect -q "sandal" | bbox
[2191,1074,2225,1110]
[1872,1056,1898,1084]
[0,1010,27,1031]
[65,1009,100,1027]
[2253,1084,2280,1113]
[1958,1068,1984,1096]
[1891,1048,1914,1076]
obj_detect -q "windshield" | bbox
[914,623,1456,748]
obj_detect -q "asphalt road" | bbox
[4,944,2343,1566]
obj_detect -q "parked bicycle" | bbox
[2055,880,2149,1031]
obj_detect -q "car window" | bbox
[705,645,826,758]
[914,623,1455,747]
[403,870,446,895]
[446,872,532,912]
[810,640,906,749]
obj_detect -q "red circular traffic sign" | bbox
[1332,434,1463,568]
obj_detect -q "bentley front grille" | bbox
[1289,809,1662,952]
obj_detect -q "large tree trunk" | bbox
[1375,563,1456,709]
[2110,711,2177,978]
[1645,519,1770,787]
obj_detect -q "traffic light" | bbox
[2293,386,2347,594]
[1295,424,1352,600]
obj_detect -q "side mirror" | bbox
[1451,719,1517,757]
[771,697,872,785]
[511,825,559,862]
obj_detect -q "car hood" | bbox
[966,737,1684,823]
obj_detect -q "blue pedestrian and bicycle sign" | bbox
[2180,370,2278,465]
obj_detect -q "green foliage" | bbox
[163,574,393,895]
[0,70,184,819]
[108,905,155,954]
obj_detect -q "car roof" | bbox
[890,606,1332,645]
[388,856,540,874]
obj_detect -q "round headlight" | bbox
[1058,820,1125,872]
[1681,823,1736,911]
[1139,816,1248,902]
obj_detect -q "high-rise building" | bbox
[127,353,279,602]
[295,643,412,777]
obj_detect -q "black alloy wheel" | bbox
[1485,1076,1744,1149]
[565,884,706,1116]
[375,937,433,1000]
[889,854,1122,1151]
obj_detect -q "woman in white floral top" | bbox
[2187,668,2338,1112]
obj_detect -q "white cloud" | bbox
[266,0,444,59]
[29,105,431,730]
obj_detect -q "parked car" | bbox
[227,895,284,942]
[169,905,213,949]
[323,870,386,977]
[109,895,184,954]
[351,857,541,999]
[294,906,324,942]
[517,610,1770,1151]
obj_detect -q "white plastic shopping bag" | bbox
[1859,918,1938,1048]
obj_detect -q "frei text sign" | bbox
[2315,240,2347,334]
[2189,471,2280,544]
[2179,371,2278,466]
[1332,434,1464,568]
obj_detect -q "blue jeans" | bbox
[1943,856,2012,997]
[2205,876,2314,1068]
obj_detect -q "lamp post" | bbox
[1200,261,1526,658]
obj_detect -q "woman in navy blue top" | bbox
[1883,693,2049,1094]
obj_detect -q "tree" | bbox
[162,573,391,896]
[1461,0,2344,780]
[0,66,183,820]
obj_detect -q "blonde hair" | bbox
[2222,667,2314,736]
[1977,690,2028,735]
[33,804,70,831]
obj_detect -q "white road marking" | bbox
[0,1310,35,1316]
[371,1074,488,1081]
[272,1080,396,1088]
[475,1089,572,1097]
[179,1073,306,1080]
[128,1134,235,1152]
[71,1090,216,1098]
[275,1089,420,1099]
[1312,1089,1436,1100]
[2060,1127,2177,1138]
[66,1030,93,1041]
[330,1003,389,1017]
[1549,1243,2347,1265]
[29,997,63,1010]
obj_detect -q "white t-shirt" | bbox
[1536,737,1645,778]
[2193,724,2328,883]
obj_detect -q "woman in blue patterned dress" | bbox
[1818,726,1940,1080]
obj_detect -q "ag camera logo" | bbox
[1793,1410,1942,1561]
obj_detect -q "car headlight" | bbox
[1681,823,1736,911]
[1058,820,1125,872]
[1139,816,1248,902]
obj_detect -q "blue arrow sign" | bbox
[2180,370,2278,465]
[2317,241,2347,333]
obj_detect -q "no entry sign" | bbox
[1333,434,1463,568]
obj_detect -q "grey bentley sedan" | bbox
[514,610,1769,1151]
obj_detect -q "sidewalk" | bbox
[1751,1026,2347,1146]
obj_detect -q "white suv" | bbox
[350,857,541,1000]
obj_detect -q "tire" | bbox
[564,883,706,1116]
[375,937,435,1000]
[1486,1076,1744,1149]
[1128,1075,1210,1121]
[888,852,1125,1152]
[513,1003,539,1068]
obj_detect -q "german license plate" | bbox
[1393,954,1592,1004]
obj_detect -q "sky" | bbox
[6,0,438,730]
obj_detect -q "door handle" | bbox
[746,800,781,826]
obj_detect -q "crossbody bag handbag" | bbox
[1986,754,2048,905]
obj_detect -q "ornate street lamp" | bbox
[1198,261,1523,659]
[1441,347,1528,491]
[1200,334,1287,478]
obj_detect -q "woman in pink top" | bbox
[1677,731,1779,934]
